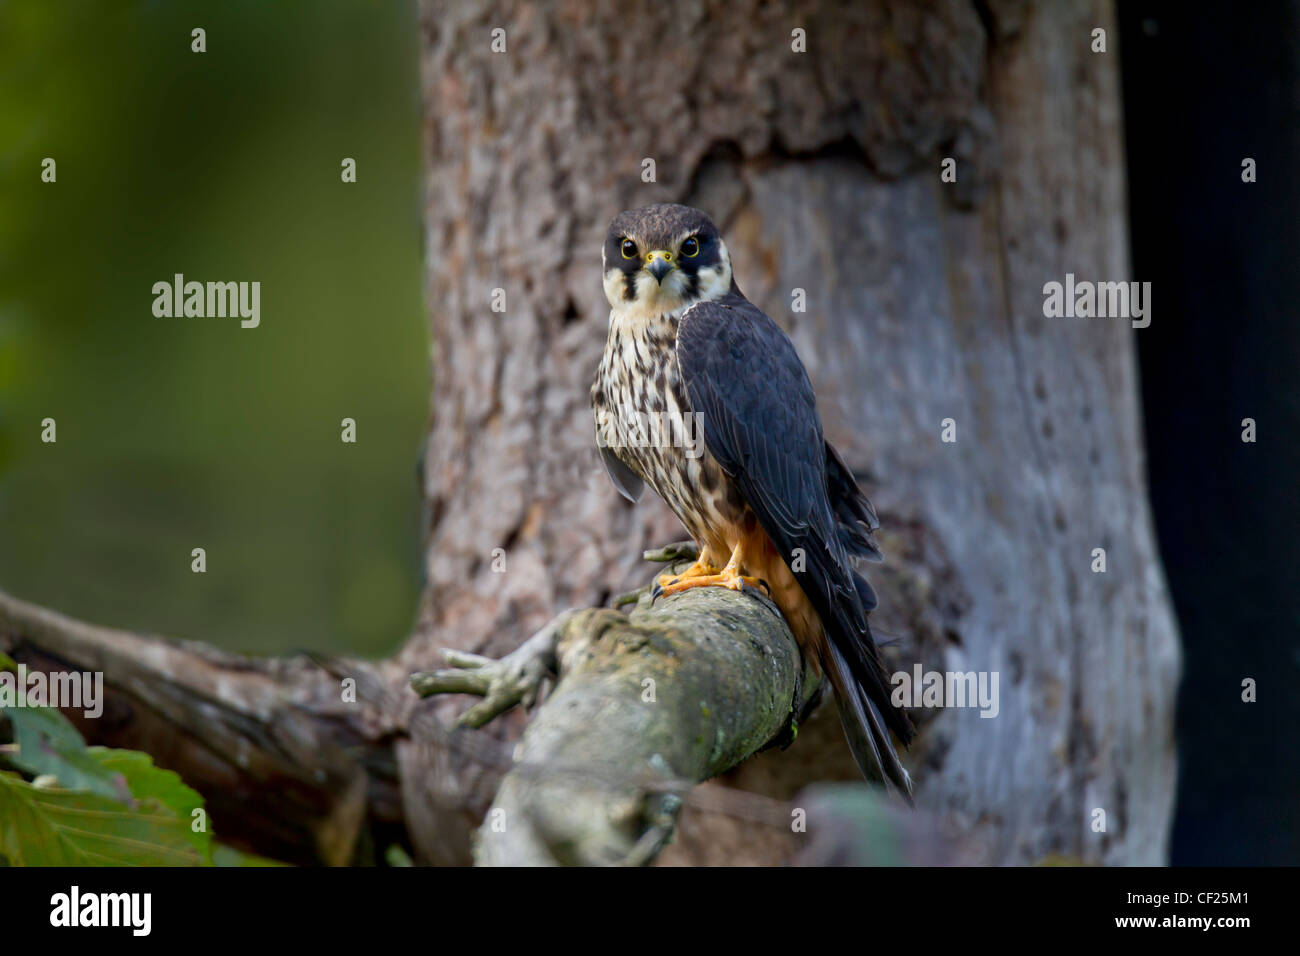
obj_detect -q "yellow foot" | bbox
[655,557,721,590]
[655,566,769,598]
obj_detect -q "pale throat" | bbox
[603,258,732,328]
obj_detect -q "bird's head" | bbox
[602,203,733,317]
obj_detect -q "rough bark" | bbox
[406,0,1180,866]
[3,561,919,867]
[411,572,823,865]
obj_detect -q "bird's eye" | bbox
[681,236,700,258]
[620,239,637,259]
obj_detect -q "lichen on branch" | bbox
[410,550,822,866]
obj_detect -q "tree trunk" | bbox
[402,0,1179,865]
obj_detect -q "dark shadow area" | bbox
[1119,1,1300,864]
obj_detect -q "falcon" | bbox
[590,203,914,796]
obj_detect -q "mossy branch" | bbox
[410,550,823,866]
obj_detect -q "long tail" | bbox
[819,571,914,801]
[825,640,914,800]
[818,445,912,795]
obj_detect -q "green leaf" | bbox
[384,843,413,867]
[86,748,213,862]
[0,769,208,865]
[2,706,130,802]
[0,652,16,673]
[212,843,289,867]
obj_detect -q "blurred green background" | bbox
[0,0,428,657]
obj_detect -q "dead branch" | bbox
[2,548,835,867]
[0,590,400,865]
[411,551,827,865]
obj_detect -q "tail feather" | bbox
[825,639,914,802]
[815,566,914,800]
[756,446,912,798]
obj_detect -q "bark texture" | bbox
[406,0,1180,866]
[413,581,822,865]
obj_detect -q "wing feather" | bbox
[597,441,643,502]
[676,295,913,793]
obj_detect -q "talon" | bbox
[651,540,773,600]
[655,556,721,590]
[723,573,767,593]
[656,565,765,598]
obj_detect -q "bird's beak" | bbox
[645,250,674,284]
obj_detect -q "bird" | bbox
[590,202,914,797]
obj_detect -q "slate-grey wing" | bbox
[675,294,913,795]
[598,441,643,503]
